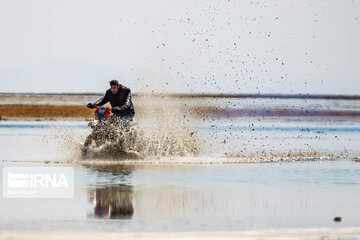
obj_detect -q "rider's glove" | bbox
[87,103,96,109]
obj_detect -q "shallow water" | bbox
[0,160,360,231]
[1,96,360,232]
[0,117,359,162]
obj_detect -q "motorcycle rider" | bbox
[87,80,135,120]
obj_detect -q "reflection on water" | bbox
[84,165,134,219]
[84,164,134,177]
[89,185,133,219]
[0,160,359,231]
[78,160,360,231]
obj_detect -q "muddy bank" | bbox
[0,104,94,120]
[2,104,360,121]
[1,93,360,121]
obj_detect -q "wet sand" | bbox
[1,228,360,240]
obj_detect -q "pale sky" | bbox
[0,0,359,94]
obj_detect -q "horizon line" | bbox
[1,92,360,100]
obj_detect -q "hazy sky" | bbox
[0,0,359,94]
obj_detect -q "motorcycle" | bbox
[81,107,141,159]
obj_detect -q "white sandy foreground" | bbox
[1,228,360,240]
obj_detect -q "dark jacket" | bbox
[93,85,135,116]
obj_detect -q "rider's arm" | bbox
[123,89,132,110]
[93,91,110,107]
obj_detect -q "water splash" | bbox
[39,123,88,162]
[81,97,199,159]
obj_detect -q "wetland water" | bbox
[0,96,360,232]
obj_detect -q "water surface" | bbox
[0,96,360,232]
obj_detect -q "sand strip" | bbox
[1,228,360,240]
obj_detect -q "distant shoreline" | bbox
[1,93,360,121]
[1,104,360,122]
[1,92,360,100]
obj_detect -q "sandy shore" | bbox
[1,228,360,240]
[2,103,360,122]
[0,104,94,121]
[1,93,360,121]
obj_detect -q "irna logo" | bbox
[3,167,74,198]
[7,172,69,188]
